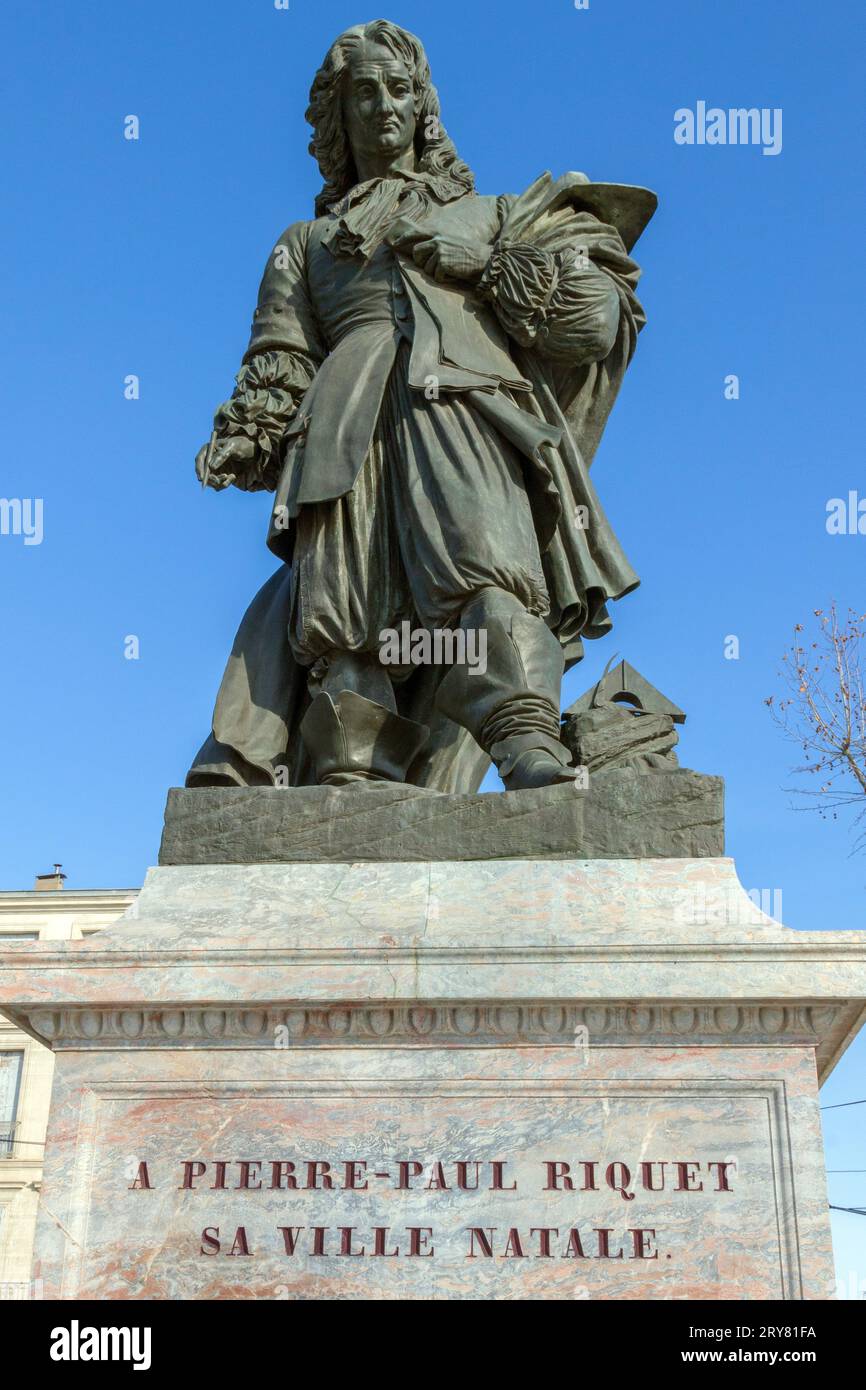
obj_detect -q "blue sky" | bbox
[1,0,864,1292]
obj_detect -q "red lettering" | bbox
[270,1161,298,1190]
[200,1226,220,1255]
[236,1160,261,1190]
[596,1229,624,1259]
[490,1161,516,1191]
[426,1162,449,1190]
[180,1161,207,1190]
[129,1162,151,1190]
[397,1161,424,1189]
[530,1227,559,1257]
[544,1162,574,1191]
[338,1227,365,1257]
[674,1161,703,1192]
[708,1161,735,1192]
[629,1228,658,1260]
[278,1226,303,1255]
[640,1161,667,1191]
[455,1162,480,1190]
[467,1228,496,1258]
[210,1161,228,1190]
[503,1228,526,1258]
[579,1161,598,1191]
[228,1226,252,1256]
[305,1161,334,1190]
[343,1161,368,1190]
[407,1227,434,1257]
[562,1229,586,1258]
[373,1227,399,1257]
[606,1162,635,1201]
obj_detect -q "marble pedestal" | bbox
[0,856,864,1301]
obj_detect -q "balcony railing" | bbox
[0,1121,18,1157]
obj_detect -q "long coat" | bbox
[188,172,657,791]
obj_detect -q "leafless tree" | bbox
[766,604,866,849]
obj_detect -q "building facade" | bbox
[0,880,136,1294]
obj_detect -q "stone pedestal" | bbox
[0,854,863,1300]
[159,772,725,864]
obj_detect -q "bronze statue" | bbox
[188,20,656,794]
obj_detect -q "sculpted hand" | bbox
[195,434,255,490]
[385,216,493,284]
[408,231,493,284]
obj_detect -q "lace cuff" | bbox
[211,350,315,491]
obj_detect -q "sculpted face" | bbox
[341,42,416,174]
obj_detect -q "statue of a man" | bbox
[188,20,655,794]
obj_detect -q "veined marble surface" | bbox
[0,858,863,1081]
[31,1044,834,1301]
[0,856,861,1300]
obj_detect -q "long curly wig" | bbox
[306,20,475,217]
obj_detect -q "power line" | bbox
[830,1205,866,1216]
[822,1098,866,1110]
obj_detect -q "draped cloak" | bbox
[187,172,657,792]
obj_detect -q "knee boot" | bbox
[434,589,576,791]
[300,689,429,786]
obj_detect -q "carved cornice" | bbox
[24,1000,841,1048]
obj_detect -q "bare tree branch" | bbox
[766,604,866,850]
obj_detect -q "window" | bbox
[0,933,38,941]
[0,1053,23,1157]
